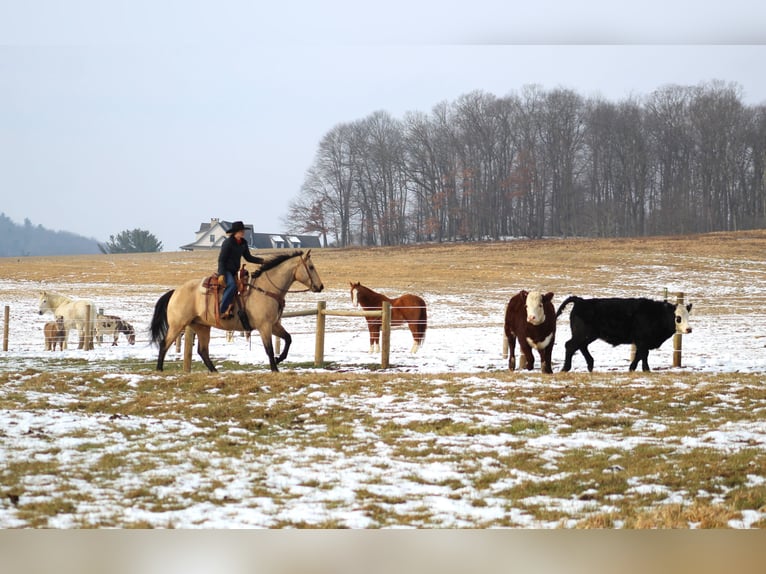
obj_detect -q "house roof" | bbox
[180,219,321,251]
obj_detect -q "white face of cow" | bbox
[525,291,546,326]
[674,303,693,334]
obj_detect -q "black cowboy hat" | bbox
[227,221,246,234]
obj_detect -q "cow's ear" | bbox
[686,303,692,312]
[543,292,554,302]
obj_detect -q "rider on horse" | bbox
[218,221,264,319]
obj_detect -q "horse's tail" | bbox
[555,296,581,318]
[150,290,174,347]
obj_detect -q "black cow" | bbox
[556,296,692,372]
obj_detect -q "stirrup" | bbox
[221,304,234,320]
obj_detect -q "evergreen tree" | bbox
[98,229,163,253]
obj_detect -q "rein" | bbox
[248,255,317,309]
[257,255,317,296]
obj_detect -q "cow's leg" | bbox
[507,335,517,371]
[519,342,534,371]
[561,339,576,372]
[540,345,554,374]
[629,347,651,371]
[580,345,595,372]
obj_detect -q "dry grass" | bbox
[3,229,765,294]
[2,230,766,528]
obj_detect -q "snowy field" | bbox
[1,269,765,528]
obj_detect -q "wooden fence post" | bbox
[3,305,9,352]
[673,292,685,368]
[83,305,93,351]
[381,301,391,369]
[183,326,195,372]
[314,300,326,367]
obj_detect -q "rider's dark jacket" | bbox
[217,236,264,276]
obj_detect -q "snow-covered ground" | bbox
[1,273,765,528]
[2,276,763,374]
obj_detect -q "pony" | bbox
[43,316,66,351]
[350,282,427,353]
[95,314,136,346]
[150,250,323,372]
[38,290,98,350]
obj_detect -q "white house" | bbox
[180,218,322,251]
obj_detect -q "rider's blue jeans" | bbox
[220,271,236,313]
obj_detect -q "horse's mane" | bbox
[251,250,303,278]
[353,283,390,304]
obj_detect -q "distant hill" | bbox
[0,213,101,257]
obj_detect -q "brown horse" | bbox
[350,282,427,353]
[150,250,323,372]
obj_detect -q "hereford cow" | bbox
[556,296,693,372]
[44,316,66,351]
[504,290,556,374]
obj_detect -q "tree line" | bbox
[0,213,163,257]
[285,81,766,246]
[0,214,101,257]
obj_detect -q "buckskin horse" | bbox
[150,250,323,372]
[350,282,427,353]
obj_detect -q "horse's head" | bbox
[296,250,324,293]
[37,291,49,315]
[350,282,361,307]
[121,322,136,345]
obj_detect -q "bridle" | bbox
[250,253,318,303]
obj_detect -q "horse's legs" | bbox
[77,329,85,350]
[257,326,279,372]
[271,321,292,365]
[190,324,217,372]
[370,324,380,353]
[407,323,422,353]
[363,317,379,353]
[156,323,188,371]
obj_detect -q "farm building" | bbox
[179,218,322,251]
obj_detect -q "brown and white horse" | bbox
[350,282,427,353]
[150,250,323,372]
[96,314,136,346]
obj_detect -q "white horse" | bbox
[38,290,98,350]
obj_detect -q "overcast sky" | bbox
[2,1,765,251]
